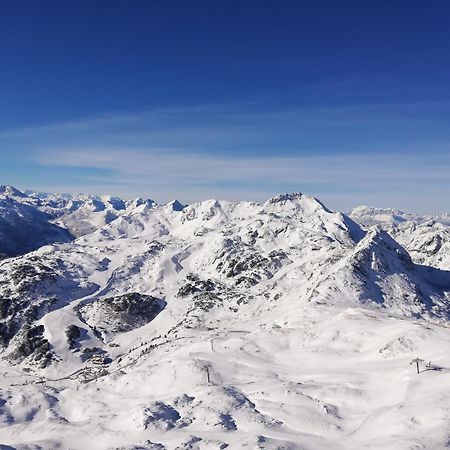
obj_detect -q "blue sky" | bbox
[1,1,449,212]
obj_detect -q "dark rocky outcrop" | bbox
[78,293,166,342]
[8,324,54,367]
[66,324,82,349]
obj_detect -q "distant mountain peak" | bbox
[265,192,306,205]
[128,197,157,209]
[0,185,27,198]
[355,225,412,262]
[264,192,332,213]
[166,200,185,211]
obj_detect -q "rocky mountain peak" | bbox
[0,185,27,198]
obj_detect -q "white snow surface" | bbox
[0,190,449,449]
[1,185,156,239]
[350,206,450,270]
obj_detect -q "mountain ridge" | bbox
[0,186,450,449]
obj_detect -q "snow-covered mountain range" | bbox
[0,185,156,251]
[0,186,449,449]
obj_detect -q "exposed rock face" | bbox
[0,254,99,353]
[0,260,60,349]
[7,324,53,367]
[65,324,82,349]
[176,273,251,318]
[78,293,166,342]
[214,237,289,287]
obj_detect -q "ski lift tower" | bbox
[410,357,424,374]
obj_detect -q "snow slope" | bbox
[0,191,449,449]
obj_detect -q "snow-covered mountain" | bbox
[0,193,73,258]
[0,186,157,256]
[350,205,450,270]
[349,205,450,227]
[0,189,449,449]
[26,190,156,237]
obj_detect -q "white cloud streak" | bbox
[37,148,450,182]
[2,101,450,213]
[36,147,450,213]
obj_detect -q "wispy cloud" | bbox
[36,147,450,213]
[38,147,450,182]
[2,100,450,213]
[3,99,450,146]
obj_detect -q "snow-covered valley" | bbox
[0,186,449,449]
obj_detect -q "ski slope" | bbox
[0,190,449,449]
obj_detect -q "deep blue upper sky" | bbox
[1,1,449,212]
